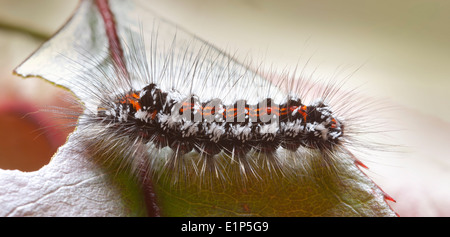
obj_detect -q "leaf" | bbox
[4,0,397,216]
[153,150,396,216]
[0,131,146,217]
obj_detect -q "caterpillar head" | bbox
[303,100,344,149]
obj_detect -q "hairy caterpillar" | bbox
[59,22,371,188]
[16,0,397,216]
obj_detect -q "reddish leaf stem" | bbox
[95,0,129,79]
[95,0,159,217]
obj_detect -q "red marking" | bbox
[330,118,337,128]
[95,0,129,79]
[384,193,396,203]
[119,92,141,111]
[130,101,141,111]
[296,105,308,122]
[354,159,369,169]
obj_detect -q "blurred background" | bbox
[0,0,79,172]
[0,0,449,216]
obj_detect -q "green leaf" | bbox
[154,151,396,216]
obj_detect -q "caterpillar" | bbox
[15,0,398,217]
[103,83,342,152]
[60,21,370,188]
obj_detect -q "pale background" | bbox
[0,0,449,216]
